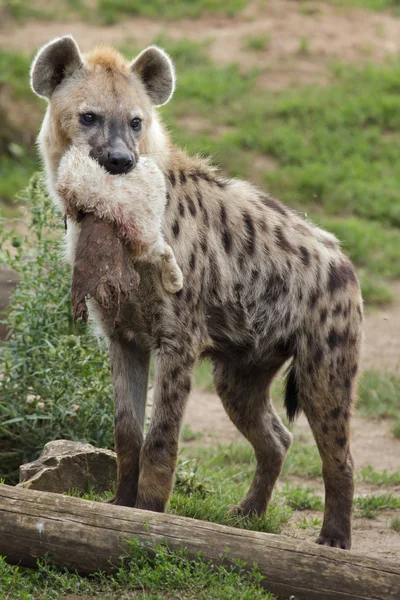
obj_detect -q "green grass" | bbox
[243,35,270,52]
[358,465,400,486]
[359,371,400,432]
[0,49,41,209]
[170,445,292,534]
[326,0,400,10]
[97,0,247,24]
[354,493,400,518]
[0,545,277,600]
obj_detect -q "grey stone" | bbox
[18,439,116,493]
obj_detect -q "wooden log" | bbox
[0,485,398,600]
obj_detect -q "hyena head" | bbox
[30,35,175,185]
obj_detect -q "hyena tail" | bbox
[284,362,301,423]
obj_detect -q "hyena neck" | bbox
[140,117,173,174]
[38,108,70,199]
[142,115,215,178]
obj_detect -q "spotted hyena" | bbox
[31,35,363,550]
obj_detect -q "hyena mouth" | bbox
[90,148,135,175]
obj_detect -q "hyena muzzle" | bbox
[31,35,363,550]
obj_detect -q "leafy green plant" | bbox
[0,175,114,482]
[354,494,400,518]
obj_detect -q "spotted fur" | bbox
[32,36,363,550]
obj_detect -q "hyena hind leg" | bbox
[212,360,292,516]
[288,347,359,550]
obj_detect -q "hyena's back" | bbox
[162,154,363,377]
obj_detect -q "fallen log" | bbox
[0,485,398,600]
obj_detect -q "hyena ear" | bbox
[130,46,175,106]
[30,35,83,99]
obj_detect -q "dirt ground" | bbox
[1,0,399,564]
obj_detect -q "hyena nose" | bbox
[105,151,134,175]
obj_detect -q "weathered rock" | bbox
[18,440,116,493]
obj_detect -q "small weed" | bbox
[297,516,322,530]
[282,443,322,479]
[358,465,400,486]
[281,484,324,511]
[244,35,270,52]
[392,419,400,439]
[354,494,400,518]
[359,371,400,421]
[181,424,203,442]
[298,37,311,55]
[390,517,400,531]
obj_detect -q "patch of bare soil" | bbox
[2,1,400,91]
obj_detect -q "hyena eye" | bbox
[131,117,142,131]
[80,112,96,125]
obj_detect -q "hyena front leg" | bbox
[135,349,195,512]
[144,239,183,294]
[212,360,292,516]
[109,336,150,507]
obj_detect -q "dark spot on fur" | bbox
[187,195,197,217]
[196,189,204,211]
[328,260,358,294]
[179,170,187,185]
[189,252,196,270]
[168,171,176,187]
[220,204,227,225]
[183,378,191,394]
[186,289,193,303]
[251,269,260,282]
[351,364,358,377]
[203,208,210,227]
[322,237,337,250]
[171,367,180,380]
[299,246,310,266]
[309,289,321,309]
[320,308,328,324]
[166,192,170,208]
[200,238,208,254]
[258,218,268,233]
[172,221,180,238]
[313,346,324,366]
[178,202,185,217]
[333,303,342,316]
[222,230,232,253]
[322,423,328,434]
[330,407,341,419]
[344,378,351,390]
[260,194,287,216]
[275,226,297,255]
[243,212,256,255]
[337,436,347,448]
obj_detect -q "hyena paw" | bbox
[161,262,183,294]
[228,503,264,518]
[316,535,351,550]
